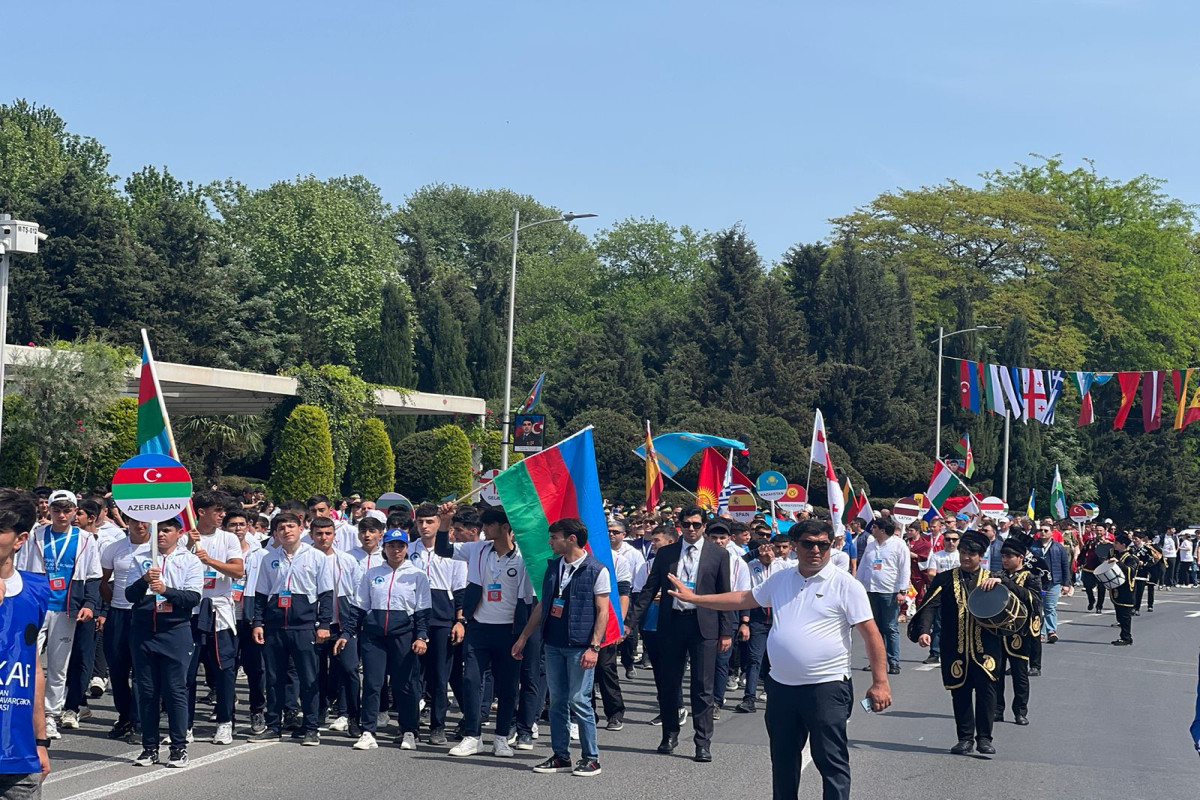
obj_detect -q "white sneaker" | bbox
[449,736,482,757]
[328,716,349,732]
[46,718,60,740]
[78,707,92,720]
[353,731,378,750]
[493,736,515,758]
[569,722,579,741]
[531,722,539,739]
[400,732,417,750]
[678,707,688,725]
[186,728,194,743]
[418,698,426,713]
[89,676,107,696]
[60,710,79,729]
[212,722,233,745]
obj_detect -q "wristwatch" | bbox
[36,738,50,749]
[589,644,602,653]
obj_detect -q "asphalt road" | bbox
[43,586,1200,800]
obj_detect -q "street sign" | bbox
[777,484,807,513]
[892,496,922,525]
[979,496,1009,518]
[111,454,193,523]
[755,471,788,502]
[478,469,501,506]
[1068,503,1090,523]
[728,490,758,523]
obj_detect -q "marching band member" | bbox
[993,536,1041,726]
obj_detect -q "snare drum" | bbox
[1094,559,1125,590]
[967,584,1028,632]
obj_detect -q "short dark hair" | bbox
[77,498,104,521]
[193,490,231,511]
[790,519,833,542]
[452,508,480,529]
[0,488,36,534]
[479,507,509,526]
[1115,533,1132,546]
[358,516,385,534]
[224,508,248,525]
[414,502,439,519]
[678,505,707,524]
[306,494,331,508]
[549,517,588,548]
[310,516,335,531]
[650,524,677,540]
[729,520,751,535]
[876,518,897,537]
[280,500,307,519]
[271,512,302,532]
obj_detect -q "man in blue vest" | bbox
[0,489,52,796]
[513,517,609,778]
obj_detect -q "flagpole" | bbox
[141,328,196,531]
[627,448,700,501]
[150,520,159,563]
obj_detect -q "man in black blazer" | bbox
[628,505,733,762]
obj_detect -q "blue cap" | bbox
[956,513,970,521]
[382,528,409,544]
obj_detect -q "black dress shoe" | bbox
[976,738,996,755]
[1132,610,1140,616]
[657,733,678,754]
[1029,668,1041,677]
[694,745,712,762]
[993,712,1004,722]
[1014,715,1029,726]
[1112,639,1132,646]
[950,739,974,755]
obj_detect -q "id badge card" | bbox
[487,583,502,602]
[204,570,218,590]
[872,558,883,571]
[550,598,565,618]
[232,581,245,602]
[48,571,67,592]
[684,580,696,591]
[155,593,172,612]
[278,589,292,608]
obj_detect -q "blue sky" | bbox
[14,0,1198,263]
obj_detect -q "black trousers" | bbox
[594,643,625,721]
[133,626,193,749]
[317,626,360,719]
[995,650,1029,717]
[1114,604,1133,643]
[949,669,997,743]
[1082,571,1106,610]
[657,613,717,747]
[764,676,852,800]
[1134,580,1155,611]
[360,631,419,735]
[235,619,266,714]
[461,622,520,738]
[263,628,320,733]
[419,625,453,730]
[104,608,138,725]
[513,625,545,736]
[188,620,237,726]
[619,624,638,669]
[65,618,98,712]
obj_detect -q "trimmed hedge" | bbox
[269,404,335,500]
[345,417,395,498]
[429,425,473,500]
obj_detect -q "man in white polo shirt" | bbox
[854,517,909,674]
[668,519,892,800]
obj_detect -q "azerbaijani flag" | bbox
[924,459,962,515]
[954,433,975,477]
[111,454,193,501]
[137,347,172,456]
[493,427,623,646]
[517,372,546,414]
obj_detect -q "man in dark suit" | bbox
[628,505,732,762]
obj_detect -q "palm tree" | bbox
[176,415,266,484]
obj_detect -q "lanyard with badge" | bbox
[156,551,174,612]
[232,545,248,603]
[278,552,295,608]
[483,546,509,603]
[202,535,219,589]
[872,540,884,571]
[552,561,577,618]
[44,527,78,591]
[680,544,697,591]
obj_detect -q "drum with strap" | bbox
[967,584,1028,633]
[1094,559,1125,590]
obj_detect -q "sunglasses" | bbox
[796,540,832,551]
[945,537,960,542]
[679,521,704,529]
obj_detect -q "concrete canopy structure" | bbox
[2,344,486,418]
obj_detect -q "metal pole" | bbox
[500,208,520,470]
[1002,413,1011,502]
[0,250,9,458]
[935,326,943,462]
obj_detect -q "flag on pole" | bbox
[1173,369,1200,431]
[842,476,855,521]
[632,432,746,478]
[953,433,975,478]
[959,360,984,412]
[1050,465,1067,521]
[924,460,963,515]
[847,487,865,521]
[696,448,751,511]
[824,451,844,537]
[855,490,875,525]
[493,427,623,645]
[1026,488,1036,520]
[1113,372,1141,429]
[516,372,546,413]
[1072,371,1096,426]
[137,330,197,531]
[717,448,735,515]
[1143,370,1164,432]
[810,409,828,466]
[1040,370,1065,424]
[642,420,663,513]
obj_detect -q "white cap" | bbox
[1104,518,1113,524]
[366,509,387,523]
[48,490,77,506]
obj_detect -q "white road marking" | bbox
[1186,611,1200,618]
[915,664,940,671]
[45,751,142,785]
[54,742,277,800]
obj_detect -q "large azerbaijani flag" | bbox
[136,329,197,530]
[493,427,624,646]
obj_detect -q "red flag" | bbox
[1113,372,1141,430]
[1142,370,1164,432]
[643,420,664,513]
[695,447,750,511]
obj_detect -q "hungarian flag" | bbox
[1142,370,1165,432]
[1113,371,1141,429]
[642,420,663,512]
[1050,464,1068,521]
[696,448,751,511]
[493,427,623,646]
[137,330,197,530]
[924,460,962,515]
[1173,369,1200,430]
[1072,371,1097,426]
[953,433,975,478]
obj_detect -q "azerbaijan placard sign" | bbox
[112,453,193,523]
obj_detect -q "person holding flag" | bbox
[512,518,610,777]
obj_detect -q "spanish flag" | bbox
[643,420,664,513]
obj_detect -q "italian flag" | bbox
[925,459,962,515]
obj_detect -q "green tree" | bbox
[429,425,473,500]
[415,292,473,397]
[366,281,417,441]
[177,414,267,486]
[344,418,396,498]
[4,340,133,485]
[563,408,643,499]
[287,364,376,487]
[0,100,115,214]
[79,398,137,489]
[0,396,39,488]
[269,405,335,501]
[394,430,439,500]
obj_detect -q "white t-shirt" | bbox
[1161,535,1178,558]
[196,529,243,631]
[922,549,960,575]
[830,550,851,571]
[448,540,534,625]
[101,538,154,610]
[752,561,872,686]
[1179,539,1194,563]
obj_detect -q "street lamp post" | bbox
[499,208,597,470]
[0,214,49,457]
[933,324,1001,464]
